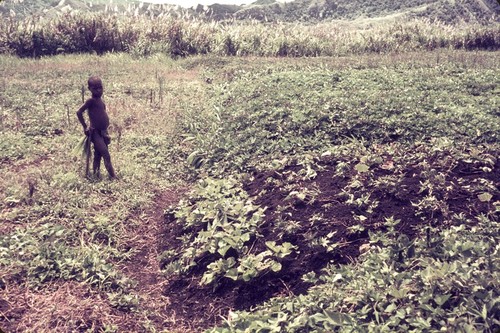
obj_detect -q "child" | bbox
[76,76,116,179]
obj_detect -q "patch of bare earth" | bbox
[117,188,194,333]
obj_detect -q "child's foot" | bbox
[86,173,101,181]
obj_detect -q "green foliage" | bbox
[163,53,499,332]
[0,132,33,162]
[210,216,499,332]
[185,63,499,175]
[0,49,499,332]
[162,177,295,285]
[0,223,137,309]
[0,54,189,325]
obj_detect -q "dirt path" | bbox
[117,188,190,332]
[0,187,193,333]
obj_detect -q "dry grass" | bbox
[0,12,498,57]
[0,54,206,333]
[2,281,115,332]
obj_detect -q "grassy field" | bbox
[0,50,499,332]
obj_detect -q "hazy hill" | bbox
[410,0,500,23]
[194,3,242,20]
[1,0,498,23]
[231,0,499,23]
[0,0,182,18]
[234,0,439,21]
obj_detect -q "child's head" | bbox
[88,76,103,98]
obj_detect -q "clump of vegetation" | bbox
[184,60,499,175]
[0,53,195,331]
[0,12,498,57]
[210,215,499,332]
[162,177,295,286]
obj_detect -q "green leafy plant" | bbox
[163,177,297,285]
[210,215,499,332]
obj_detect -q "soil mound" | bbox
[160,154,499,331]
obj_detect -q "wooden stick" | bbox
[85,133,91,177]
[66,104,70,126]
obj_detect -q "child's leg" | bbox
[92,131,116,179]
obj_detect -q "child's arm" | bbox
[76,99,91,134]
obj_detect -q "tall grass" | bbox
[0,12,499,58]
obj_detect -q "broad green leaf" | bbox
[242,269,257,282]
[201,272,215,285]
[265,241,277,252]
[478,192,492,202]
[224,268,239,281]
[435,294,451,307]
[323,310,351,326]
[217,245,232,257]
[355,163,370,173]
[385,303,397,313]
[308,313,327,326]
[270,261,282,272]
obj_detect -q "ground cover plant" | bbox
[0,50,499,332]
[160,51,500,332]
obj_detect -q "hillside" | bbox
[410,0,500,23]
[1,0,498,23]
[234,0,436,21]
[0,0,183,19]
[233,0,499,23]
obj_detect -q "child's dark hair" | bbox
[88,76,102,86]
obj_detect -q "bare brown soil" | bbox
[117,188,191,332]
[158,154,499,332]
